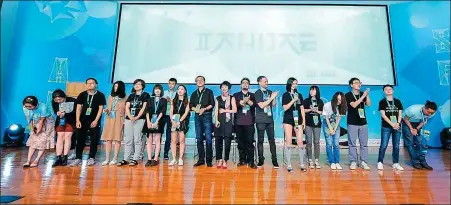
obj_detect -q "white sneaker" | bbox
[109,159,118,165]
[392,163,404,171]
[330,163,336,170]
[69,159,82,167]
[68,152,76,160]
[335,163,343,170]
[178,159,184,166]
[87,158,95,166]
[350,162,357,170]
[169,159,177,166]
[101,160,109,166]
[377,162,384,170]
[308,159,314,169]
[361,161,371,170]
[315,159,321,169]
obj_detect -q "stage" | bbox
[0,146,450,204]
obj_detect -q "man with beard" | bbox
[233,77,257,169]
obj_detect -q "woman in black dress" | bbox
[168,85,190,166]
[214,81,237,169]
[145,84,167,167]
[282,77,306,173]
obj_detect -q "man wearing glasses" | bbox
[190,76,215,167]
[345,77,371,170]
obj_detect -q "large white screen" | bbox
[113,4,395,85]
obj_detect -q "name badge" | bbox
[195,104,201,113]
[110,111,116,119]
[390,116,397,123]
[151,114,158,123]
[313,115,319,125]
[358,108,365,119]
[264,106,272,116]
[242,105,250,114]
[59,117,66,126]
[166,104,171,114]
[422,129,431,141]
[293,111,299,127]
[86,108,92,115]
[130,108,136,116]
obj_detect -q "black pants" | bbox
[75,123,100,160]
[256,123,277,162]
[235,125,255,164]
[215,135,232,161]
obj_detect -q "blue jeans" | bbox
[401,121,427,165]
[163,115,172,156]
[322,121,340,164]
[378,127,401,163]
[194,113,213,163]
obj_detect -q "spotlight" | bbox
[2,124,25,147]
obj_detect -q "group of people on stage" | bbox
[21,76,438,172]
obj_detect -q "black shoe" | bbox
[61,155,68,166]
[237,161,246,166]
[257,161,264,167]
[150,160,159,166]
[52,156,62,167]
[420,161,433,170]
[207,162,213,167]
[272,160,279,169]
[145,160,152,167]
[194,161,205,167]
[413,163,423,170]
[164,154,169,160]
[248,163,257,169]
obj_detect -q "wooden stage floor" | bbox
[1,145,450,204]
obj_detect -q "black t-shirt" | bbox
[282,92,303,121]
[126,92,150,120]
[52,97,77,126]
[189,87,215,112]
[233,91,255,126]
[378,98,404,128]
[146,97,167,119]
[303,97,324,127]
[254,89,274,124]
[76,91,106,125]
[345,91,367,126]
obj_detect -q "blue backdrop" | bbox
[1,1,449,147]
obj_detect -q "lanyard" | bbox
[385,98,395,108]
[28,110,34,124]
[112,96,119,110]
[352,92,363,109]
[86,91,97,108]
[176,100,183,113]
[420,108,428,124]
[132,94,141,108]
[262,90,269,99]
[290,93,298,111]
[197,89,205,104]
[154,97,160,114]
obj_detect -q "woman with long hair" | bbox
[282,77,306,173]
[145,84,167,167]
[322,92,347,170]
[51,89,76,167]
[22,96,56,167]
[168,85,191,166]
[101,81,127,166]
[303,86,324,169]
[213,81,237,169]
